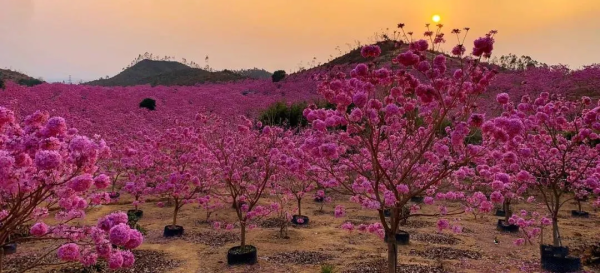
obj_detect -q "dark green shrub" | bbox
[465,129,483,145]
[139,98,156,110]
[17,78,43,87]
[272,70,287,83]
[260,101,307,128]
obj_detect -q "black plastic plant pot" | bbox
[314,196,324,203]
[540,256,581,273]
[496,219,519,233]
[540,244,570,258]
[127,209,144,219]
[571,210,590,218]
[540,245,581,273]
[291,215,309,225]
[410,196,424,203]
[163,225,184,237]
[109,192,120,199]
[227,245,257,265]
[384,230,410,245]
[2,243,17,255]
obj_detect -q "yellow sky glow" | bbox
[0,0,599,82]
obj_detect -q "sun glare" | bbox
[432,14,441,23]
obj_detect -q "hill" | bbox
[234,68,272,79]
[85,59,191,86]
[85,59,247,86]
[138,68,245,86]
[0,68,43,86]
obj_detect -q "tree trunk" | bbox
[173,205,179,226]
[386,240,397,273]
[240,222,246,247]
[552,216,561,247]
[1,247,4,273]
[578,200,582,212]
[504,200,511,223]
[297,198,302,216]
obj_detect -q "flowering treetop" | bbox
[483,92,600,246]
[199,114,286,246]
[0,107,142,271]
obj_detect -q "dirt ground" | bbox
[4,193,600,273]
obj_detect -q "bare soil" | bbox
[4,194,600,273]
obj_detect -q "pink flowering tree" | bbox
[97,144,130,199]
[267,182,294,238]
[197,195,223,224]
[474,148,533,225]
[301,25,499,272]
[120,140,158,214]
[200,115,284,249]
[482,93,600,247]
[278,134,318,219]
[0,107,142,271]
[154,126,214,231]
[502,209,552,246]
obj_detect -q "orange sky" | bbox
[1,0,599,82]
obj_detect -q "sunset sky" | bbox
[1,0,599,82]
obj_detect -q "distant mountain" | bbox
[234,68,272,79]
[0,68,43,86]
[85,59,247,86]
[85,60,190,86]
[138,68,245,86]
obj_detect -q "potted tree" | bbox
[154,126,214,238]
[0,108,142,271]
[483,92,600,272]
[121,140,157,219]
[300,25,500,273]
[201,115,285,265]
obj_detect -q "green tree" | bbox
[271,70,287,83]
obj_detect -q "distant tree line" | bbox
[490,54,547,71]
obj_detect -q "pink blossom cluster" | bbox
[0,107,141,270]
[302,25,500,252]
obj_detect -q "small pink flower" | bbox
[57,243,80,262]
[96,243,112,258]
[396,184,409,194]
[108,250,124,269]
[93,174,111,189]
[80,249,98,267]
[124,229,143,249]
[540,217,552,226]
[513,238,525,246]
[30,222,49,236]
[341,222,354,232]
[452,225,463,234]
[437,219,449,232]
[496,93,510,104]
[69,174,94,192]
[109,223,131,246]
[334,205,345,218]
[213,222,221,230]
[226,224,234,230]
[121,250,135,268]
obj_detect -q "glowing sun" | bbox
[432,14,441,23]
